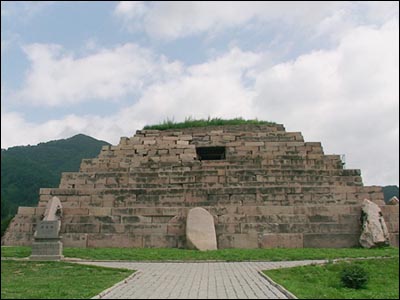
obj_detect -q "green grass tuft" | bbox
[142,117,276,131]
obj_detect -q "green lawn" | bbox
[1,260,134,299]
[2,248,398,299]
[1,246,398,261]
[264,257,399,299]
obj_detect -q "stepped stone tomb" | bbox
[3,123,399,249]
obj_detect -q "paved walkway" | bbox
[78,260,326,299]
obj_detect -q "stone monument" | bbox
[186,207,217,251]
[30,196,64,260]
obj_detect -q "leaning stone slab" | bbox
[359,199,390,248]
[388,196,399,205]
[42,196,62,221]
[186,207,217,251]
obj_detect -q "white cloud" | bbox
[114,1,398,40]
[115,1,342,40]
[114,1,147,19]
[253,19,399,186]
[0,110,135,149]
[3,16,398,186]
[13,43,183,106]
[362,1,400,24]
[2,47,260,148]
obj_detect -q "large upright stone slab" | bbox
[186,207,217,251]
[359,199,389,248]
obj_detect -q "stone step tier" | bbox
[58,168,364,190]
[5,204,398,248]
[2,124,398,249]
[77,124,334,173]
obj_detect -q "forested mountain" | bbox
[1,134,110,218]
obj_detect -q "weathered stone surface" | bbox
[17,207,36,215]
[35,220,61,239]
[30,241,63,260]
[186,207,217,250]
[43,196,63,221]
[30,196,64,260]
[359,199,390,248]
[3,124,398,249]
[388,196,399,205]
[260,233,303,248]
[218,233,259,249]
[62,233,88,247]
[304,233,360,248]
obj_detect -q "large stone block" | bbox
[215,223,241,234]
[100,224,125,234]
[186,207,217,251]
[63,208,89,215]
[30,241,63,260]
[360,199,389,248]
[218,233,259,249]
[143,235,178,248]
[260,233,303,248]
[62,233,88,247]
[124,224,167,235]
[303,233,360,248]
[65,223,100,233]
[122,215,152,223]
[35,220,61,239]
[88,207,112,216]
[17,207,36,215]
[87,233,143,247]
[389,233,399,247]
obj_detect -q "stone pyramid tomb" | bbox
[3,123,399,248]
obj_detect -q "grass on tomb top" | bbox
[1,246,398,261]
[142,117,276,131]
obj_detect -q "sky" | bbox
[1,1,399,186]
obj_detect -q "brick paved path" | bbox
[79,260,325,299]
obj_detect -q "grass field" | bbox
[2,247,398,299]
[2,246,398,261]
[1,260,134,299]
[264,257,399,299]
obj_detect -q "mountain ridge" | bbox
[1,134,110,220]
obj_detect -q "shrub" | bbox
[340,263,369,289]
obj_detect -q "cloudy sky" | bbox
[1,1,399,186]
